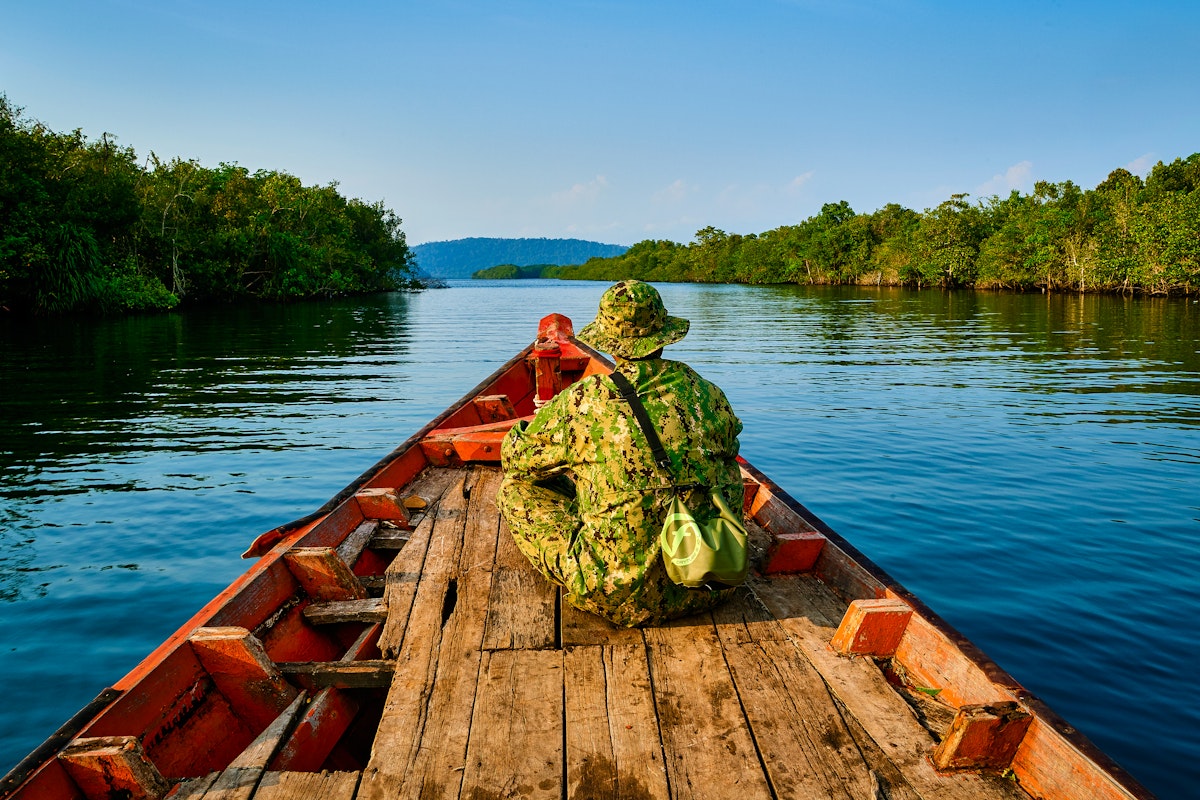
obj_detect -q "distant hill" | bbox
[411,237,628,279]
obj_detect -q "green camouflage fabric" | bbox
[499,357,744,627]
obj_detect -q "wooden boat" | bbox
[1,313,1154,800]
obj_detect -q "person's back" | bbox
[499,281,743,626]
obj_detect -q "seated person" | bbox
[499,280,744,627]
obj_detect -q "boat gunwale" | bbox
[0,343,546,799]
[738,449,1155,800]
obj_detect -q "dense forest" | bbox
[6,93,1196,313]
[0,97,417,315]
[560,157,1200,294]
[412,237,627,278]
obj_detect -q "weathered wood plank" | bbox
[376,569,492,798]
[168,773,220,799]
[565,646,618,800]
[334,521,379,571]
[360,467,499,800]
[560,599,643,647]
[362,473,470,790]
[720,637,874,799]
[830,691,924,800]
[457,467,503,573]
[565,645,669,800]
[602,644,671,800]
[482,514,557,650]
[198,694,308,800]
[251,771,360,800]
[367,530,410,550]
[460,649,564,800]
[377,468,460,656]
[711,584,788,644]
[481,567,558,649]
[277,660,395,689]
[643,616,773,800]
[302,598,387,626]
[751,574,1029,800]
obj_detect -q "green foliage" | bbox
[471,263,564,279]
[561,158,1200,295]
[473,264,521,279]
[0,95,416,315]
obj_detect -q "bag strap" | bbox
[607,370,674,473]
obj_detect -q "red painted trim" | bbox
[267,688,358,772]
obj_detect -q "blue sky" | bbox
[2,1,1197,245]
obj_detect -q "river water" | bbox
[1,280,1196,796]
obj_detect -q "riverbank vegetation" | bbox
[561,156,1200,295]
[472,263,570,279]
[1,97,417,315]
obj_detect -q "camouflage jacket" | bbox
[500,357,743,622]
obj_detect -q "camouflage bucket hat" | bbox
[577,280,689,359]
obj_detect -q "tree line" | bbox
[471,263,571,279]
[560,157,1200,294]
[1,96,417,315]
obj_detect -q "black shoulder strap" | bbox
[608,370,674,473]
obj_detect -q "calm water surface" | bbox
[1,280,1197,797]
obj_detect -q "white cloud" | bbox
[974,160,1034,198]
[652,179,695,205]
[551,175,609,205]
[1124,152,1155,176]
[786,171,814,193]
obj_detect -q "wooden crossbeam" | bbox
[59,736,170,800]
[369,530,411,550]
[284,547,367,602]
[418,417,531,466]
[830,598,913,657]
[763,530,827,574]
[277,660,396,689]
[933,702,1033,772]
[473,394,517,423]
[303,598,388,625]
[189,627,300,731]
[354,488,411,527]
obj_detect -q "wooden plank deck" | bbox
[218,465,1032,800]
